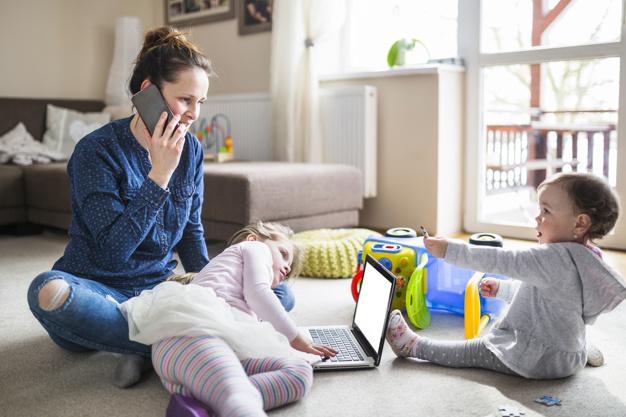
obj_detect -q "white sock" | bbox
[386,310,420,358]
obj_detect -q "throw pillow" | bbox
[42,104,111,158]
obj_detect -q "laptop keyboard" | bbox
[309,328,364,362]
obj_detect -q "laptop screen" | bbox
[353,257,394,354]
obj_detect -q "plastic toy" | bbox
[167,394,209,417]
[497,405,526,417]
[351,227,507,339]
[192,113,234,162]
[534,395,562,406]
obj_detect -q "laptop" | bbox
[301,254,396,370]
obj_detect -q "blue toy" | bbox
[534,395,562,406]
[351,227,507,339]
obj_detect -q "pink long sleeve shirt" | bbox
[191,241,298,341]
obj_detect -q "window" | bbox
[482,0,622,53]
[318,0,459,74]
[461,0,626,248]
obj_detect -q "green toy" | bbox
[405,252,430,329]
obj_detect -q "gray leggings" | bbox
[415,337,518,376]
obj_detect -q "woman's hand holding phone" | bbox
[145,112,186,189]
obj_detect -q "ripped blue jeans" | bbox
[27,271,296,357]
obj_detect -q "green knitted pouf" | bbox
[293,228,381,278]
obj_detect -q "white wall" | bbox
[0,0,272,99]
[186,22,272,95]
[322,68,465,235]
[0,2,466,234]
[0,0,163,99]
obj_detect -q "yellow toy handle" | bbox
[464,272,490,339]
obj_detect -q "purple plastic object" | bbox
[166,394,210,417]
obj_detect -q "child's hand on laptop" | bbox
[291,333,338,357]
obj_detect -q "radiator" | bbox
[199,86,377,197]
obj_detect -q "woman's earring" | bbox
[573,233,578,239]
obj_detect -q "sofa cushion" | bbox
[202,162,363,225]
[0,165,26,225]
[0,165,25,209]
[22,162,71,213]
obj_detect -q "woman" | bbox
[27,27,295,388]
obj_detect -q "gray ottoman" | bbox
[202,162,363,241]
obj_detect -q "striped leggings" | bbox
[152,336,314,417]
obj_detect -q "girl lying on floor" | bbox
[120,221,336,417]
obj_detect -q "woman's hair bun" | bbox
[129,26,212,95]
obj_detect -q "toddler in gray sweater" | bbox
[386,173,626,379]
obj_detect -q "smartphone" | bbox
[419,225,429,238]
[131,84,175,136]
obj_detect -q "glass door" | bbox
[460,0,626,248]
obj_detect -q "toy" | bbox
[497,405,526,417]
[351,227,507,339]
[534,395,562,406]
[192,113,234,162]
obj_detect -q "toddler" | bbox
[386,172,626,379]
[120,221,336,417]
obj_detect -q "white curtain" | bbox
[105,16,142,107]
[270,0,346,162]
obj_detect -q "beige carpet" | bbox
[1,231,626,417]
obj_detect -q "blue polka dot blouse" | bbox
[53,117,209,289]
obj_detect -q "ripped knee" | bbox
[38,278,71,311]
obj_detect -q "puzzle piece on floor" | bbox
[498,405,526,417]
[534,395,562,406]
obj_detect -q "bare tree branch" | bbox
[543,0,572,30]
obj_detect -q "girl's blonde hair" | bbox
[538,172,620,241]
[228,221,304,279]
[169,221,304,284]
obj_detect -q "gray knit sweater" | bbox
[445,241,626,379]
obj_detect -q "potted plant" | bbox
[387,38,430,68]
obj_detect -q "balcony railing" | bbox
[485,113,617,194]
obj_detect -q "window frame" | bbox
[459,0,626,248]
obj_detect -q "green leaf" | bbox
[387,38,431,68]
[387,40,403,68]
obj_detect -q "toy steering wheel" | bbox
[385,227,417,238]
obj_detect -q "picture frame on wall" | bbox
[238,0,273,35]
[165,0,235,27]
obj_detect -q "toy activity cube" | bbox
[351,228,507,339]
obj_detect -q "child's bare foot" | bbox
[386,310,419,358]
